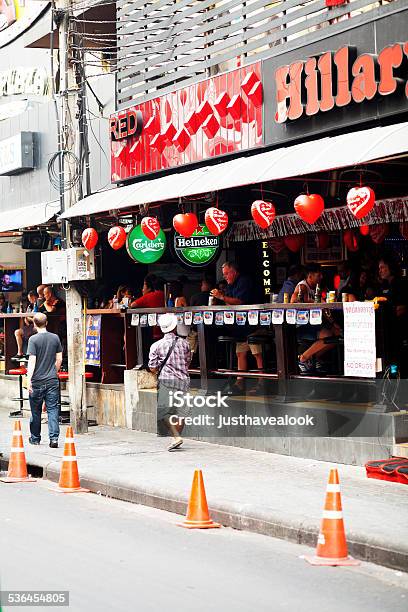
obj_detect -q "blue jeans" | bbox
[29,379,60,442]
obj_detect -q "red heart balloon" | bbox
[173,213,198,238]
[359,224,370,236]
[284,234,305,253]
[369,223,389,244]
[346,186,375,220]
[108,226,126,250]
[294,194,324,224]
[82,228,98,251]
[205,207,229,236]
[251,200,276,229]
[141,217,161,240]
[343,229,359,252]
[316,232,330,249]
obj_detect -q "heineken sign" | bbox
[173,225,220,267]
[127,224,166,264]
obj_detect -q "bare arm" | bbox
[26,355,37,392]
[55,352,63,372]
[210,289,242,306]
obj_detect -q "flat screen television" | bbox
[0,270,23,292]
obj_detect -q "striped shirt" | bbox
[148,332,191,381]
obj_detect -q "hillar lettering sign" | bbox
[275,43,408,123]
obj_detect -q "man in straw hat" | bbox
[26,312,63,448]
[149,312,192,451]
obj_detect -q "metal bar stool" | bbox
[58,371,94,424]
[9,366,28,417]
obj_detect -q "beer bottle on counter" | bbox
[7,303,12,313]
[167,293,174,308]
[297,284,303,303]
[314,284,321,303]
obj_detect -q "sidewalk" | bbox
[0,408,407,571]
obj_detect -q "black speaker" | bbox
[26,251,42,290]
[22,231,50,250]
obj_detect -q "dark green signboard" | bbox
[126,224,166,264]
[173,225,220,267]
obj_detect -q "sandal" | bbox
[168,438,183,451]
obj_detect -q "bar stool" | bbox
[58,371,94,424]
[216,336,238,370]
[9,366,28,417]
[247,331,275,372]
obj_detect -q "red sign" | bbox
[275,43,408,123]
[110,63,262,183]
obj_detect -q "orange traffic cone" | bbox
[178,470,220,529]
[57,427,89,493]
[0,420,36,483]
[304,468,359,566]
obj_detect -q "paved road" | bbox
[0,481,407,612]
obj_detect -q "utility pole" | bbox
[56,0,88,433]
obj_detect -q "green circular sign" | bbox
[126,225,166,264]
[173,225,220,267]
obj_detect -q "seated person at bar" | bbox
[130,274,165,308]
[168,280,188,308]
[39,286,65,315]
[109,285,133,308]
[335,261,361,301]
[190,275,214,307]
[0,292,8,355]
[39,285,67,355]
[188,276,216,358]
[356,269,376,301]
[290,263,322,303]
[290,264,336,373]
[13,290,38,359]
[36,284,46,308]
[210,261,262,372]
[278,264,304,302]
[0,292,8,313]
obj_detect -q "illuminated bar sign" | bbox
[275,43,408,123]
[261,240,271,297]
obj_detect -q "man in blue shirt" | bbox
[210,261,262,372]
[277,264,304,303]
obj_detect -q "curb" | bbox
[2,455,406,573]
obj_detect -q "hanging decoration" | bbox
[173,212,199,238]
[251,200,276,229]
[316,232,330,250]
[346,186,375,220]
[294,194,324,225]
[369,223,389,244]
[141,217,161,240]
[343,229,358,252]
[284,234,305,253]
[225,195,408,244]
[82,228,98,251]
[359,224,370,236]
[108,226,127,250]
[205,207,229,236]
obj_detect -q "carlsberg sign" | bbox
[126,224,166,264]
